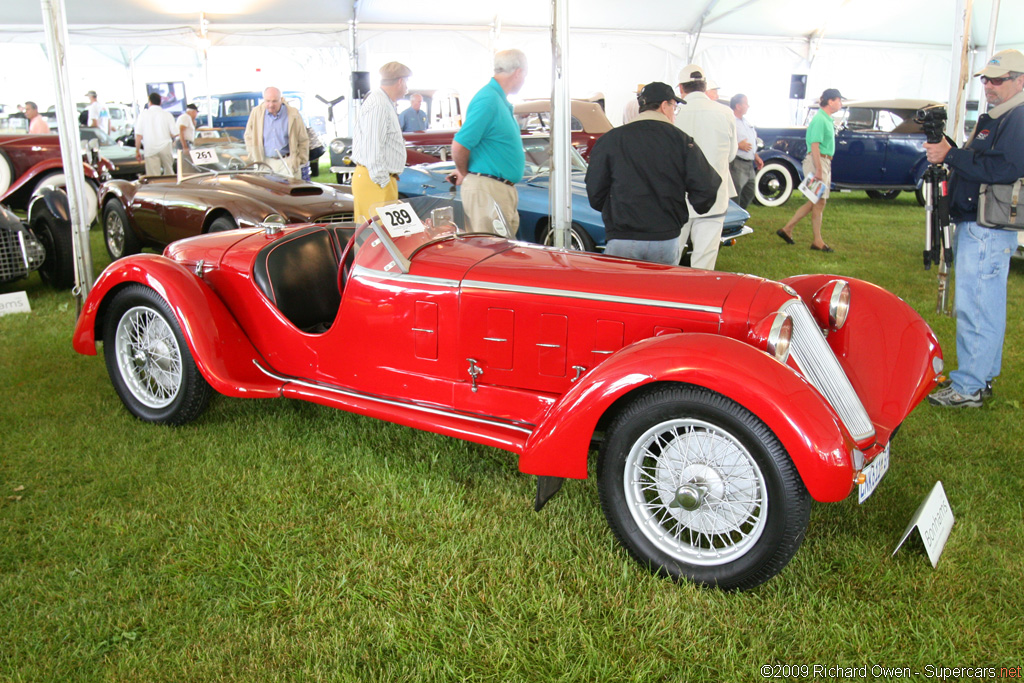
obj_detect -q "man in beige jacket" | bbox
[244,87,309,179]
[674,64,737,270]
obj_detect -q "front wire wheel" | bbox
[598,385,811,590]
[103,284,211,425]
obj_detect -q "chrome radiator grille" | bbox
[783,299,876,442]
[0,228,46,283]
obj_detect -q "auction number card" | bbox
[377,202,425,238]
[189,148,218,166]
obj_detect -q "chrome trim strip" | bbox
[592,349,614,355]
[411,328,434,333]
[536,343,560,348]
[463,279,723,313]
[254,361,535,436]
[350,264,460,289]
[483,337,507,342]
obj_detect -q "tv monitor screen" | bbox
[146,82,187,115]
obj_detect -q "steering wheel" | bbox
[226,156,244,171]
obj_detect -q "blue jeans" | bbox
[949,221,1019,394]
[605,238,682,265]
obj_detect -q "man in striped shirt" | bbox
[351,61,411,222]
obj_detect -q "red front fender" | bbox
[520,333,857,502]
[72,254,281,399]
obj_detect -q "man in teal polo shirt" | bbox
[777,87,843,252]
[450,49,528,233]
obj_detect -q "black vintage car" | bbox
[0,189,75,289]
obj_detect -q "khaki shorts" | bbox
[802,155,832,199]
[461,173,519,235]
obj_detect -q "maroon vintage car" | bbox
[99,148,353,260]
[0,132,112,225]
[72,197,942,590]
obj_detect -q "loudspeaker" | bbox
[351,71,370,100]
[790,74,807,100]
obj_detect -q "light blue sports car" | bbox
[397,134,752,254]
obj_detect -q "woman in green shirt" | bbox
[776,88,844,252]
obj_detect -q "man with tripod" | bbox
[924,49,1024,408]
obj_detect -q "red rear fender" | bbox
[72,254,281,399]
[520,333,856,502]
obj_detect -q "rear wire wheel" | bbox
[597,384,811,590]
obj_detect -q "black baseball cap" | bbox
[638,82,684,108]
[821,88,844,102]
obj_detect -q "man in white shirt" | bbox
[85,90,109,134]
[351,62,411,221]
[674,64,738,270]
[729,93,763,209]
[134,92,178,176]
[176,103,199,153]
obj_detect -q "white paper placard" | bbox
[892,481,954,567]
[376,201,425,237]
[189,148,218,165]
[0,291,31,317]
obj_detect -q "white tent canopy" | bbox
[2,0,1021,129]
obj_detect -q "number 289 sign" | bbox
[376,202,425,237]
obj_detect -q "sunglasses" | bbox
[980,75,1014,85]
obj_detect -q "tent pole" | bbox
[549,0,572,249]
[981,0,1001,115]
[348,1,359,138]
[947,0,973,148]
[40,0,93,306]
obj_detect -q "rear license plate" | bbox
[858,443,890,504]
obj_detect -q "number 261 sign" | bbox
[376,202,425,237]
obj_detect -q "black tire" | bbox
[540,221,597,252]
[866,189,901,200]
[915,186,926,207]
[208,215,237,233]
[597,384,811,590]
[31,206,75,289]
[753,162,795,207]
[103,284,212,425]
[103,199,141,261]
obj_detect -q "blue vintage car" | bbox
[398,134,752,255]
[754,99,941,207]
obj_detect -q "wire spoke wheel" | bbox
[115,306,183,408]
[103,284,211,425]
[626,418,767,565]
[598,385,810,590]
[105,209,126,258]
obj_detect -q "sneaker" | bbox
[928,384,983,408]
[937,378,993,399]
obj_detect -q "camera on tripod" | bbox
[915,105,948,144]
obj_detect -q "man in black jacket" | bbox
[585,82,720,265]
[923,49,1024,408]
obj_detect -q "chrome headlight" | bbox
[812,279,851,330]
[750,311,793,364]
[330,139,348,154]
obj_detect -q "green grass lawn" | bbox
[2,191,1022,681]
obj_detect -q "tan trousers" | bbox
[143,146,174,176]
[461,174,519,236]
[352,166,399,223]
[266,156,299,180]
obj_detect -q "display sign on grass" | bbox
[892,480,954,567]
[0,291,31,317]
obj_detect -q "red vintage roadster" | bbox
[72,199,942,590]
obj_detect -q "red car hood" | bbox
[462,243,760,314]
